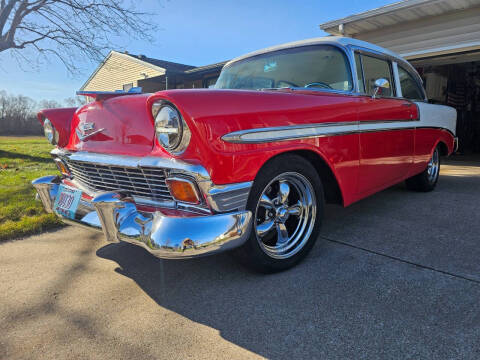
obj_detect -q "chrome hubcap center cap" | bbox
[275,206,289,223]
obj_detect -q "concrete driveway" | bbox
[1,156,480,360]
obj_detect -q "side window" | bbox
[204,76,219,88]
[398,66,424,100]
[354,53,365,93]
[360,55,394,97]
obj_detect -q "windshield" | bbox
[216,45,353,91]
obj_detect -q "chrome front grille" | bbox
[65,159,174,202]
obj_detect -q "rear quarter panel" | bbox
[410,102,456,176]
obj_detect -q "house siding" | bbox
[82,52,166,91]
[354,7,480,59]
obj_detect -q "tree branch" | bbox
[0,0,17,36]
[0,0,158,74]
[4,1,28,46]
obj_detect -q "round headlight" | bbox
[155,105,182,149]
[43,119,59,145]
[153,102,190,154]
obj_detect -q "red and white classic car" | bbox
[33,37,457,272]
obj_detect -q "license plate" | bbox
[53,185,82,220]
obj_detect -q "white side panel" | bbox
[414,102,457,136]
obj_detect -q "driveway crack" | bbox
[321,236,480,285]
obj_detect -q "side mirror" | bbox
[372,78,390,99]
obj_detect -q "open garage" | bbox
[320,0,480,153]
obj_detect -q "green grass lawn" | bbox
[0,136,63,241]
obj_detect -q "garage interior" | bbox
[412,52,480,153]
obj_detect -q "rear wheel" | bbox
[234,154,324,273]
[405,146,440,192]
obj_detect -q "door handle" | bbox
[402,103,413,107]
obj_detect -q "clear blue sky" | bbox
[0,0,396,102]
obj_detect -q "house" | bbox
[80,50,226,92]
[138,60,228,92]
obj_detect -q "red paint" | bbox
[40,88,455,208]
[357,97,416,196]
[410,128,455,176]
[37,108,77,148]
[68,94,157,156]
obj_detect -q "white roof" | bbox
[226,36,402,66]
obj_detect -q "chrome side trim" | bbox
[222,121,358,143]
[221,119,421,144]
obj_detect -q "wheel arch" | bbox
[436,140,449,156]
[256,149,344,206]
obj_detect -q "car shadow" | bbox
[96,240,336,358]
[0,149,52,163]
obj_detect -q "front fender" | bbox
[37,107,77,147]
[147,89,360,205]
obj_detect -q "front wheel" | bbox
[405,146,441,192]
[233,154,324,273]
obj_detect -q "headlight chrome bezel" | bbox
[152,101,191,154]
[43,118,59,145]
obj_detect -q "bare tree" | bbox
[0,90,41,134]
[63,95,86,107]
[0,90,90,135]
[38,98,62,108]
[0,0,157,74]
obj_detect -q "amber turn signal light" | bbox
[166,177,200,204]
[54,158,71,177]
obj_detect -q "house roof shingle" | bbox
[125,53,196,73]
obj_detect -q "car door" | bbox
[396,64,433,176]
[355,52,416,196]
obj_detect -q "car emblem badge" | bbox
[76,122,105,141]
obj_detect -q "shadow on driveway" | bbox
[97,235,480,359]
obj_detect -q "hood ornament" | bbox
[76,122,105,141]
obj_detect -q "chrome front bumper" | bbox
[32,175,252,259]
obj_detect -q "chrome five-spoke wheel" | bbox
[234,154,323,272]
[254,172,316,259]
[405,145,441,192]
[427,147,440,183]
